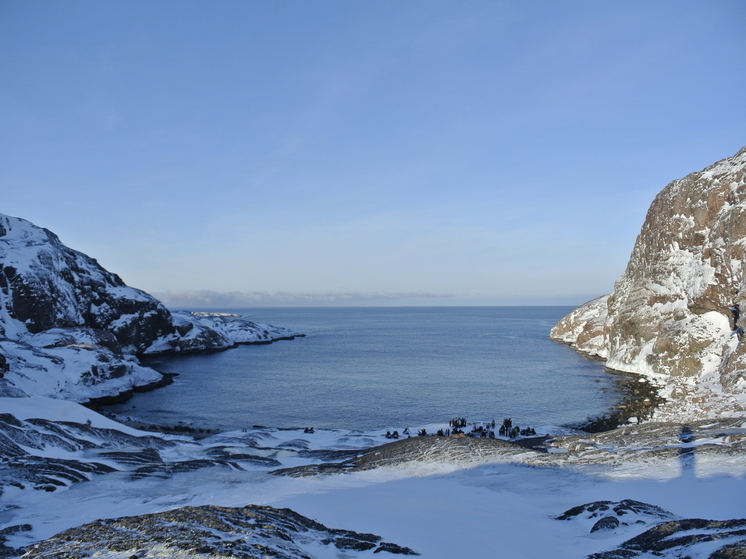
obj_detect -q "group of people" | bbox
[387,417,538,440]
[497,418,536,438]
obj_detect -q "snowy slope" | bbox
[552,147,746,422]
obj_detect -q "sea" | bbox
[106,306,622,433]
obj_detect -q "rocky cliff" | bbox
[552,147,746,421]
[0,213,300,404]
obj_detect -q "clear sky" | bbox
[1,1,745,306]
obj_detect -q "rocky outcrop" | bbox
[557,499,676,532]
[0,336,166,404]
[587,518,746,559]
[0,406,288,502]
[0,212,301,403]
[558,500,746,559]
[145,310,300,355]
[550,295,609,359]
[271,435,529,477]
[21,504,419,558]
[552,147,746,421]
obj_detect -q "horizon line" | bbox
[151,289,601,309]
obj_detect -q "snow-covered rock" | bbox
[3,411,745,558]
[0,338,166,404]
[0,212,302,404]
[550,295,609,359]
[144,311,299,355]
[587,518,746,559]
[552,147,746,421]
[0,214,174,352]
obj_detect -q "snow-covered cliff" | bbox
[0,213,301,404]
[551,147,746,421]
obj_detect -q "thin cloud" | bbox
[153,290,455,308]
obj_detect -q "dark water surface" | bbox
[107,307,620,431]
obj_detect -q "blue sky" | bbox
[1,1,745,306]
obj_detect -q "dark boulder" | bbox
[591,516,621,533]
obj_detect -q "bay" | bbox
[107,307,620,432]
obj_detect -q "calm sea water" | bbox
[107,307,620,432]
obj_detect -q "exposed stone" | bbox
[271,435,527,477]
[556,499,675,525]
[551,295,609,359]
[591,516,621,533]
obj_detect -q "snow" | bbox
[271,465,743,558]
[0,395,151,436]
[1,403,744,558]
[0,337,164,402]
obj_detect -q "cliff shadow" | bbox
[679,424,696,479]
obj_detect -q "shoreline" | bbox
[95,366,663,444]
[92,366,664,440]
[572,368,666,432]
[77,333,305,408]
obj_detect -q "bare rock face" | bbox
[552,147,746,420]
